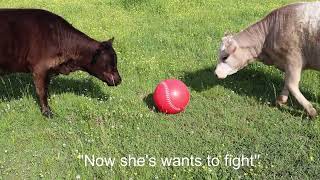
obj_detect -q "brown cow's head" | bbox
[214,35,255,79]
[86,38,121,86]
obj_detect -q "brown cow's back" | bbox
[0,9,95,73]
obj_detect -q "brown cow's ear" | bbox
[108,37,114,44]
[91,49,101,64]
[106,37,114,46]
[101,37,115,48]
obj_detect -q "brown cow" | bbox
[0,9,121,117]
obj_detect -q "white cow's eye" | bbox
[222,55,229,61]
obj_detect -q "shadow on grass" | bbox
[182,66,319,118]
[143,93,159,112]
[0,73,108,102]
[119,0,148,8]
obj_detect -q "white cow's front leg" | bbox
[276,86,289,107]
[285,66,317,118]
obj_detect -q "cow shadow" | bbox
[143,93,159,112]
[182,66,319,118]
[0,73,108,102]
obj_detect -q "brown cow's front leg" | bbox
[285,66,317,118]
[32,70,53,118]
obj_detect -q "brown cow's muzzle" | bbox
[103,72,121,86]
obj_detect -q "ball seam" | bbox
[161,82,181,112]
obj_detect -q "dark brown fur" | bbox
[0,9,121,117]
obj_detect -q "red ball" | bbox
[153,79,190,114]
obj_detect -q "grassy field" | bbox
[0,0,319,179]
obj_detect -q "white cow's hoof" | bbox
[276,95,288,107]
[308,108,317,119]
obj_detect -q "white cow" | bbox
[215,2,320,118]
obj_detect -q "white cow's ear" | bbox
[222,36,227,41]
[226,39,237,53]
[224,31,232,36]
[227,44,236,53]
[222,34,232,41]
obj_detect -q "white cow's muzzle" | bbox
[214,63,237,79]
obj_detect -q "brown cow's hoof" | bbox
[308,108,318,119]
[42,110,54,118]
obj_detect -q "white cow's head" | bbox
[214,35,254,79]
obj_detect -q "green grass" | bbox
[0,0,320,179]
